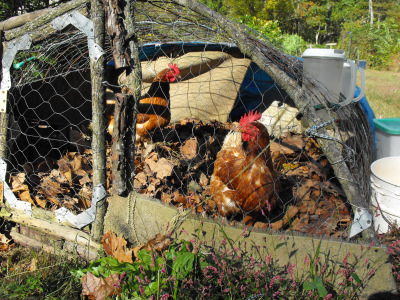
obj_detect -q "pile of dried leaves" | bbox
[9,119,352,237]
[136,119,352,238]
[10,151,96,213]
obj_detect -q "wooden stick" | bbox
[0,30,8,161]
[90,0,107,241]
[111,93,129,195]
[123,0,142,184]
[0,8,52,31]
[4,0,89,42]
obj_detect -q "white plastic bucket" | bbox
[302,48,357,106]
[370,156,400,233]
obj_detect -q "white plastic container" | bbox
[370,157,400,233]
[373,118,400,160]
[341,61,365,103]
[302,48,357,106]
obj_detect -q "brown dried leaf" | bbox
[34,195,47,209]
[46,196,60,206]
[132,233,172,261]
[145,151,157,164]
[304,138,323,160]
[19,191,35,206]
[0,233,11,245]
[172,191,187,205]
[12,183,29,194]
[270,135,303,155]
[63,169,73,184]
[253,221,269,229]
[101,231,133,263]
[81,272,121,300]
[296,179,320,201]
[134,172,147,189]
[142,233,172,253]
[146,181,157,193]
[11,173,27,192]
[152,158,173,179]
[282,206,299,226]
[49,169,69,185]
[308,202,317,215]
[161,193,172,204]
[0,243,14,252]
[71,154,83,171]
[293,214,310,231]
[181,138,198,160]
[270,220,283,231]
[41,177,65,197]
[144,152,173,179]
[199,172,209,187]
[79,175,91,185]
[29,257,37,272]
[57,158,70,173]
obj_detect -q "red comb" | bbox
[239,110,261,126]
[168,63,179,74]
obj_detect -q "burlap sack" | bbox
[118,51,251,123]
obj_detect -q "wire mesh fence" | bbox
[6,27,94,214]
[1,0,374,240]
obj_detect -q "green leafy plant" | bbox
[71,227,381,299]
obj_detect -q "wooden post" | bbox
[90,0,107,241]
[123,0,142,186]
[111,93,129,195]
[102,0,142,189]
[103,0,134,195]
[0,30,9,161]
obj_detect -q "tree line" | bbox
[201,0,399,69]
[1,0,399,69]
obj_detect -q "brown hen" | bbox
[210,110,280,218]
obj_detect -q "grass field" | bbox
[361,69,400,119]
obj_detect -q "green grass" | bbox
[360,69,400,119]
[0,246,86,299]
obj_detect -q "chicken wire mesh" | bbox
[5,27,95,215]
[0,0,374,239]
